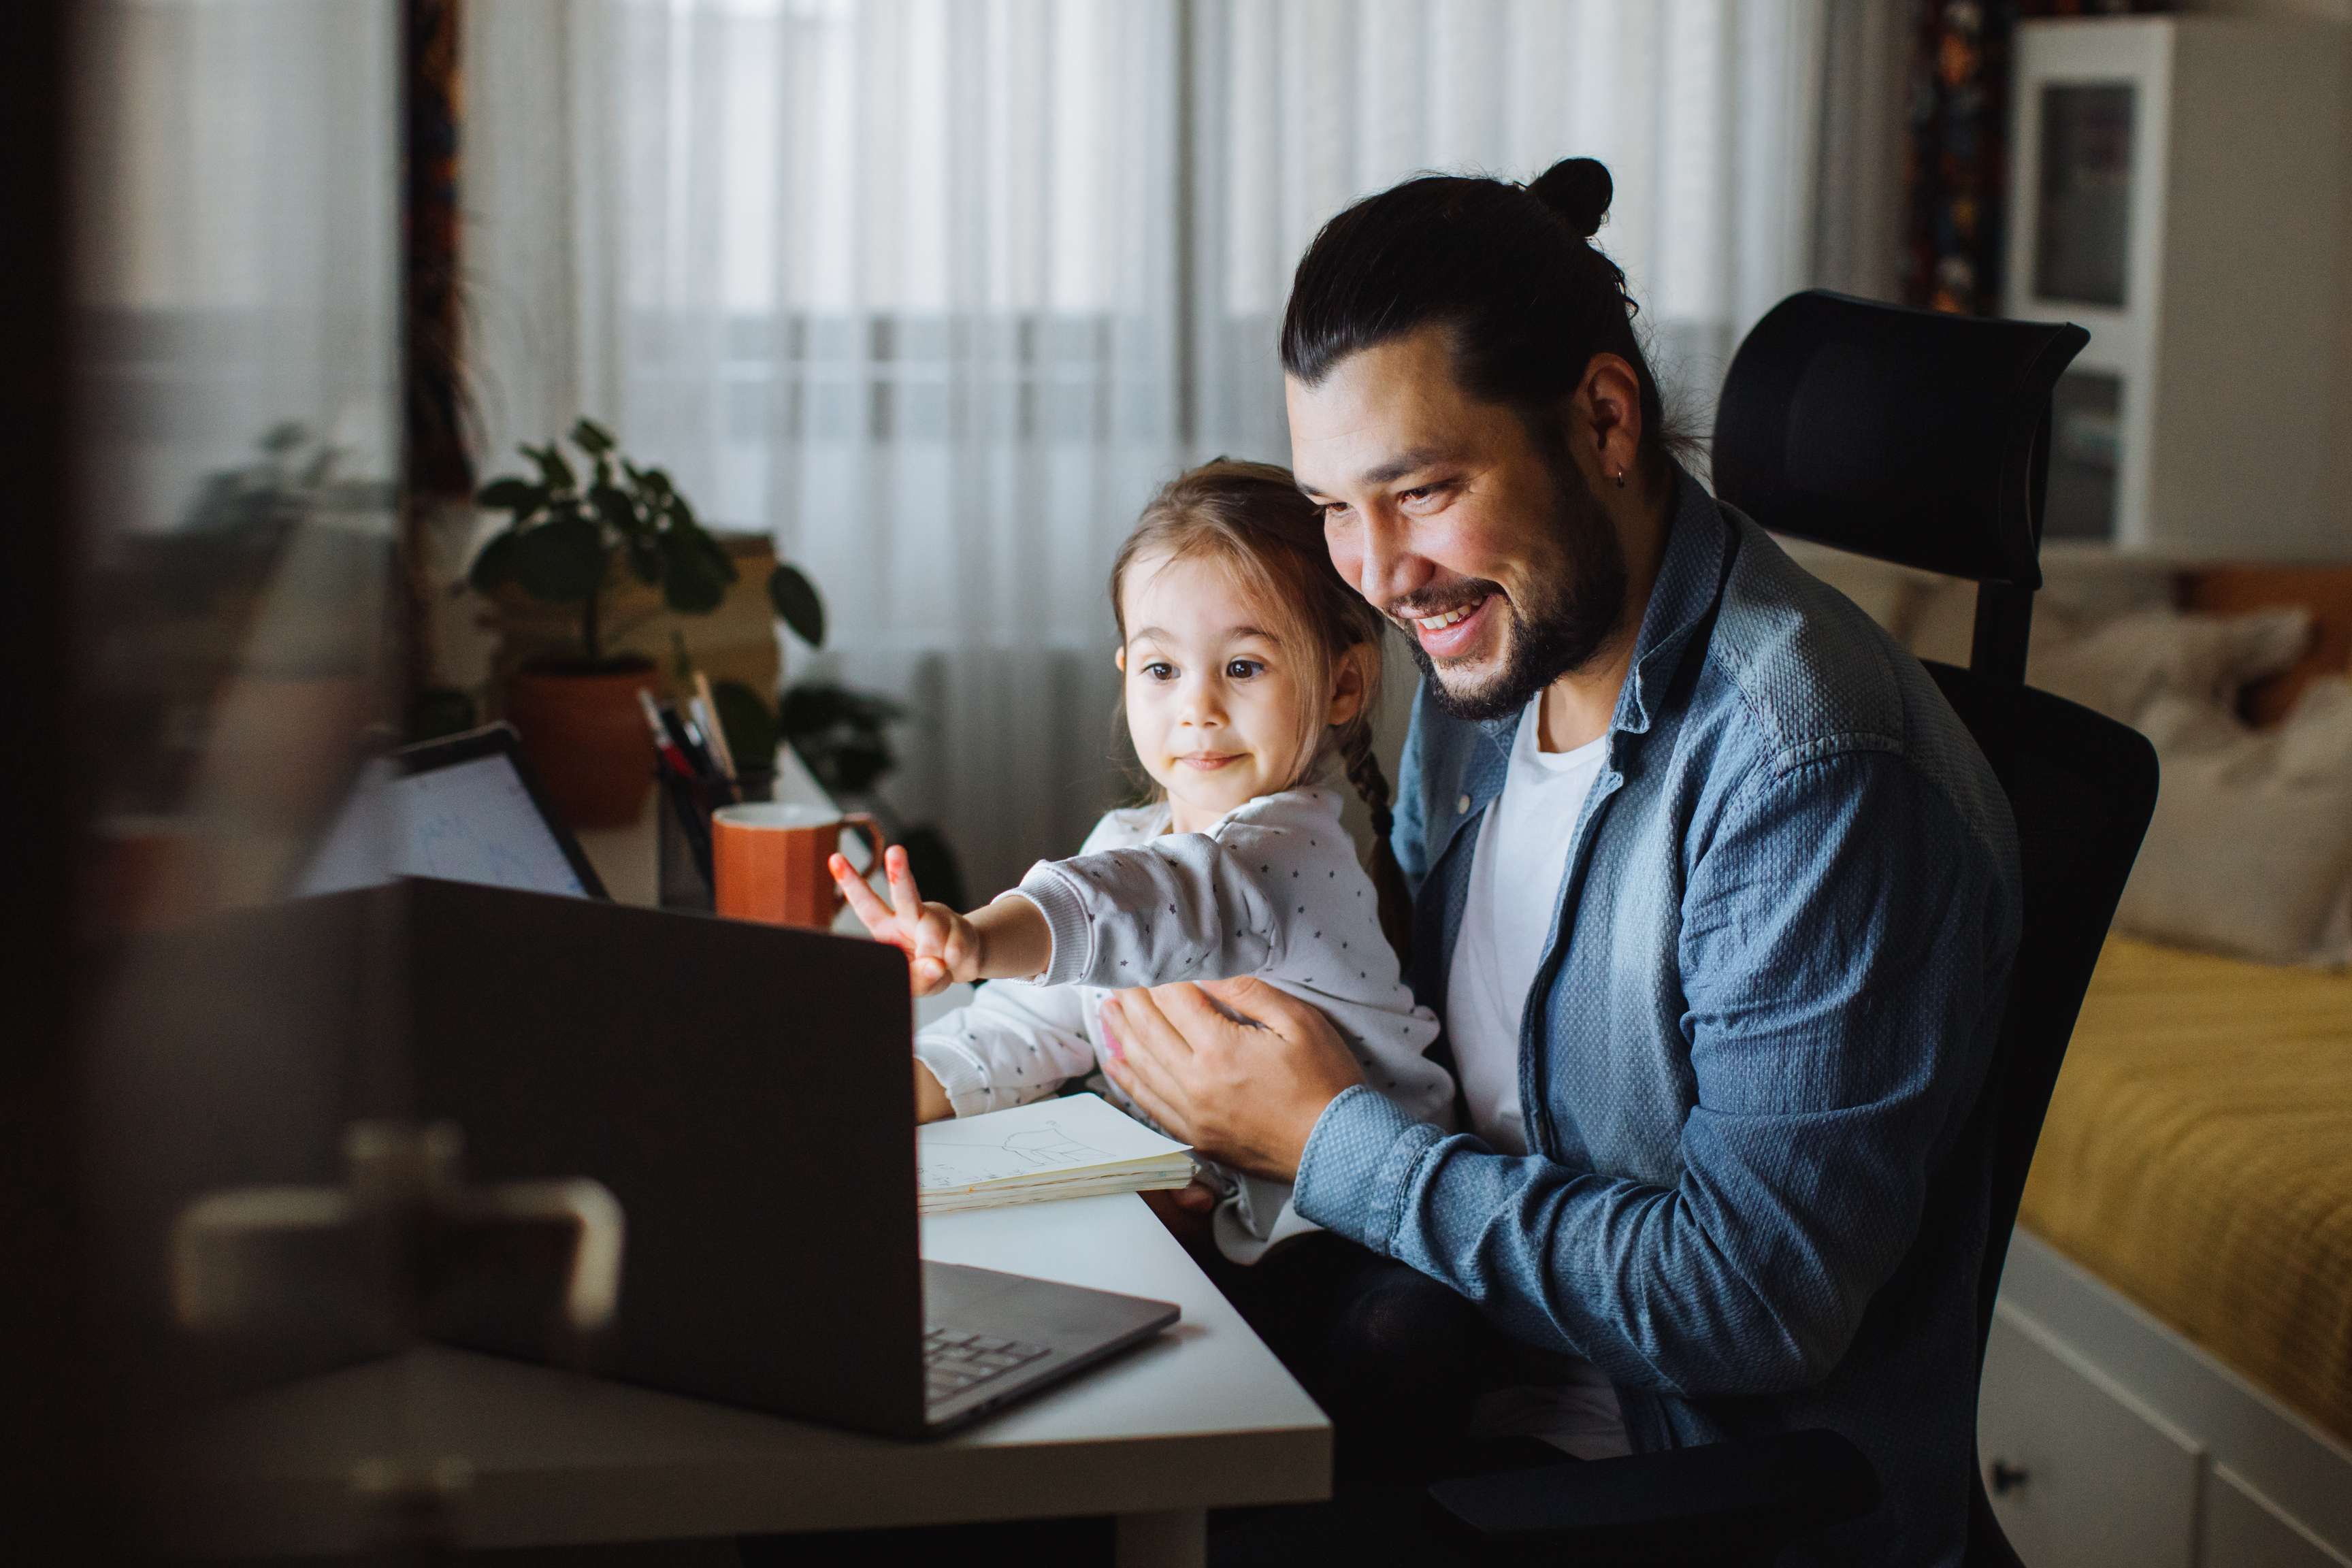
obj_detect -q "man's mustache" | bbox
[1384,578,1505,625]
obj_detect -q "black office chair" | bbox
[1426,291,2161,1566]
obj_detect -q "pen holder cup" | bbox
[657,769,774,913]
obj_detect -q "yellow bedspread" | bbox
[2019,936,2352,1444]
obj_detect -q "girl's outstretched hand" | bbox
[832,845,979,996]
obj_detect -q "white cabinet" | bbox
[1980,1303,2206,1568]
[2204,1466,2352,1568]
[1984,1235,2352,1568]
[2005,18,2350,559]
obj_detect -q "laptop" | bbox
[331,730,1177,1437]
[297,723,610,901]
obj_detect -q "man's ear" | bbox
[1326,644,1371,727]
[1570,351,1644,487]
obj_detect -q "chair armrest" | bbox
[1425,1428,1878,1565]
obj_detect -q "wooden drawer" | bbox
[1980,1303,2206,1568]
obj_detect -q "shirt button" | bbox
[1456,794,1471,815]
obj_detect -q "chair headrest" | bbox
[1713,291,2087,588]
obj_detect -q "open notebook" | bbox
[917,1092,1196,1213]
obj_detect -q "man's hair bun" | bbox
[1527,157,1612,241]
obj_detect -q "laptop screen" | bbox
[298,742,595,900]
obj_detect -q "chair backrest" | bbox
[1715,293,2159,1567]
[1714,290,2087,687]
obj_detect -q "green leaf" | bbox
[624,533,664,585]
[826,734,895,796]
[510,511,608,603]
[781,682,902,738]
[668,512,739,583]
[713,679,779,774]
[522,442,578,494]
[570,416,617,457]
[590,482,640,538]
[768,563,826,647]
[658,527,729,614]
[468,528,519,592]
[778,683,851,738]
[477,476,544,512]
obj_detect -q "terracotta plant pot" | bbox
[503,659,662,830]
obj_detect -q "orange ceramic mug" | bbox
[711,803,887,929]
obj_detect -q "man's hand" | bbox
[1099,976,1365,1182]
[1140,1179,1220,1247]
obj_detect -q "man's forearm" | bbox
[1291,1088,1880,1400]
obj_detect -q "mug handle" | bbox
[832,813,889,913]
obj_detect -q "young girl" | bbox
[831,459,1454,1266]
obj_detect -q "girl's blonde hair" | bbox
[1110,458,1414,963]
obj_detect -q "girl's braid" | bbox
[1339,719,1414,966]
[1339,723,1392,843]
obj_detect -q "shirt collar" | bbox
[1614,462,1732,736]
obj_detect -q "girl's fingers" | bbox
[909,954,951,995]
[884,844,924,926]
[831,854,896,934]
[911,904,954,964]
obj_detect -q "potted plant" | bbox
[468,416,824,827]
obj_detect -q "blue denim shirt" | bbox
[1293,470,2020,1567]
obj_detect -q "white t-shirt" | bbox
[1446,696,1607,1157]
[1443,691,1630,1460]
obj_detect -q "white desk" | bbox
[215,763,1326,1561]
[172,1190,1328,1565]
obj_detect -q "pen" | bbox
[691,671,738,781]
[660,702,721,783]
[636,689,698,779]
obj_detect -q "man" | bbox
[1100,162,2019,1565]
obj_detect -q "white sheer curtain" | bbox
[1192,0,1907,460]
[465,0,1897,892]
[469,0,1183,892]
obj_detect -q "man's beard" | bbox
[1406,462,1629,723]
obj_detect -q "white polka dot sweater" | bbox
[913,785,1452,1264]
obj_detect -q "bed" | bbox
[2019,936,2352,1448]
[1748,541,2352,1560]
[1975,563,2352,1568]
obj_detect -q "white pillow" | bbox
[2279,675,2352,781]
[1902,557,2177,668]
[2114,688,2352,966]
[2028,606,2312,724]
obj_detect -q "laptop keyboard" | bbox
[924,1326,1051,1407]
